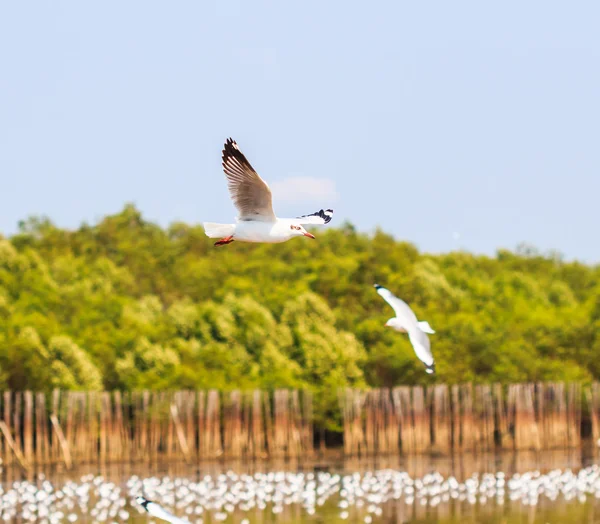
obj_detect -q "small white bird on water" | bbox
[203,138,333,246]
[136,496,189,523]
[374,284,437,374]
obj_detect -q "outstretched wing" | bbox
[374,285,418,325]
[136,496,189,524]
[408,328,435,369]
[297,209,334,225]
[222,138,276,222]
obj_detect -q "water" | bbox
[1,450,599,523]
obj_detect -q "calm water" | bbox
[1,450,600,523]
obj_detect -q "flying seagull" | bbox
[374,284,436,374]
[136,496,189,523]
[203,138,334,246]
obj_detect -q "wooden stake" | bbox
[0,420,29,471]
[50,414,73,469]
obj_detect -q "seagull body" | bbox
[374,284,436,374]
[203,138,333,246]
[136,496,189,524]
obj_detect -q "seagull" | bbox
[203,138,334,246]
[373,284,436,374]
[136,496,190,523]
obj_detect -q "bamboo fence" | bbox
[0,389,313,468]
[0,382,598,467]
[338,382,596,456]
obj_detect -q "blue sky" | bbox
[1,1,599,262]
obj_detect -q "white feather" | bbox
[417,321,435,334]
[203,222,235,239]
[375,285,436,373]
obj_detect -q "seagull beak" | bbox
[303,232,315,239]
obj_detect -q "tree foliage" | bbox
[0,204,598,402]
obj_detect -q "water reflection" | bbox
[0,450,598,523]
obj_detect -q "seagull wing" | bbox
[374,285,418,325]
[408,327,435,369]
[296,209,334,225]
[222,138,276,222]
[136,497,190,524]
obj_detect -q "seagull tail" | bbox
[203,223,235,239]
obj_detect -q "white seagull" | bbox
[203,138,334,246]
[136,496,189,523]
[374,284,437,374]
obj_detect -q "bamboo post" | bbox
[24,391,33,464]
[339,388,353,455]
[35,392,48,464]
[50,415,73,469]
[413,386,430,453]
[52,389,60,462]
[3,391,11,466]
[184,391,196,459]
[432,385,451,454]
[224,390,242,458]
[586,383,600,453]
[197,390,206,459]
[141,390,150,460]
[301,389,313,456]
[567,383,582,448]
[290,389,302,457]
[87,392,98,464]
[394,387,413,454]
[474,384,494,452]
[207,390,222,457]
[451,385,460,450]
[252,389,266,458]
[0,421,29,471]
[65,392,75,461]
[13,392,22,461]
[493,383,510,450]
[460,384,475,452]
[263,390,274,456]
[170,404,191,463]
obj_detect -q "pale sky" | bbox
[1,1,599,262]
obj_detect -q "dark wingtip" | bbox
[426,363,436,374]
[374,284,382,290]
[223,137,236,152]
[319,209,333,224]
[298,209,334,224]
[136,496,151,509]
[222,138,254,173]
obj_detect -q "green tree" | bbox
[0,204,597,431]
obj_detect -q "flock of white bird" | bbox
[203,138,437,373]
[1,465,600,523]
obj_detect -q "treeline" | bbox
[0,205,598,425]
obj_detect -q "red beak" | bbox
[303,232,316,239]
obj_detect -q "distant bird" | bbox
[374,284,436,374]
[136,496,189,523]
[203,138,333,246]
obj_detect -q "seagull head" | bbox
[289,224,315,239]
